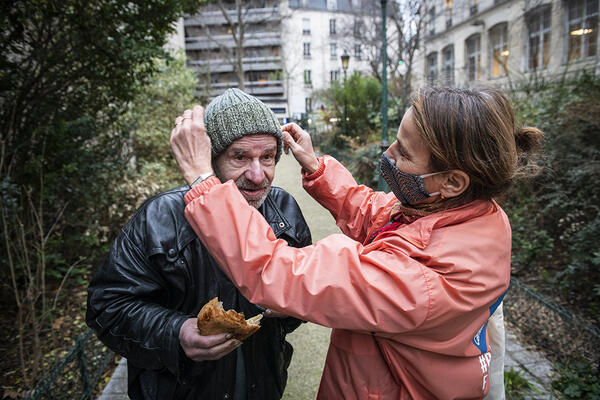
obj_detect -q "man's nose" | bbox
[245,159,265,184]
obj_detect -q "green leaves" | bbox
[552,361,600,399]
[505,72,600,319]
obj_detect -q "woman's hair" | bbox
[411,86,544,202]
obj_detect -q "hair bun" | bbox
[514,126,544,177]
[515,126,544,154]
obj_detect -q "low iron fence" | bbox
[504,276,600,366]
[25,329,115,400]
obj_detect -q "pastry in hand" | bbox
[197,297,262,341]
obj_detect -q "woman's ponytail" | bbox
[514,126,544,178]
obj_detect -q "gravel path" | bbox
[273,154,337,400]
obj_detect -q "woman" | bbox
[170,87,543,399]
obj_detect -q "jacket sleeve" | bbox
[302,156,397,243]
[279,196,312,334]
[183,178,431,334]
[86,229,191,377]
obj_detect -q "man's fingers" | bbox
[187,338,242,361]
[190,332,232,348]
[281,123,302,139]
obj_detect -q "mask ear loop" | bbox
[419,170,448,199]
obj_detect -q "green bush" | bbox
[111,52,200,225]
[315,72,382,148]
[552,360,600,399]
[506,72,600,318]
[504,368,537,400]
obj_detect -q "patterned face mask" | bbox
[379,153,442,204]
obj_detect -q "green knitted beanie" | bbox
[204,88,283,161]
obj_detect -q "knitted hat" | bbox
[204,88,283,161]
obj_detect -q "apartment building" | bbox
[182,1,287,118]
[413,0,599,88]
[282,0,375,121]
[179,0,379,122]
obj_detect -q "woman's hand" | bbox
[170,105,213,185]
[281,123,319,174]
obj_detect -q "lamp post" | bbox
[341,51,350,80]
[340,51,350,137]
[378,0,389,191]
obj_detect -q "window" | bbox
[330,43,337,59]
[442,45,454,85]
[330,70,340,83]
[428,7,436,36]
[527,7,551,70]
[327,0,337,10]
[426,52,438,84]
[353,19,362,37]
[303,42,311,58]
[444,0,453,28]
[305,97,312,112]
[303,70,312,85]
[302,18,311,35]
[354,44,362,59]
[470,0,478,15]
[567,0,598,62]
[330,19,337,35]
[466,34,481,81]
[490,23,509,77]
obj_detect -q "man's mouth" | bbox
[240,187,266,198]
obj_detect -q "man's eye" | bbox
[235,155,245,161]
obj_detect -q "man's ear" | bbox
[440,170,470,198]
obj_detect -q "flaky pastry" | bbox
[197,297,262,341]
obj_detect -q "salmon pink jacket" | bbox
[183,156,510,400]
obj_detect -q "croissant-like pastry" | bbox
[197,297,262,341]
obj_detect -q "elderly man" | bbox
[87,88,312,400]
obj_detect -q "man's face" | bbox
[213,134,277,208]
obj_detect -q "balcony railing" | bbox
[185,32,281,50]
[185,8,281,26]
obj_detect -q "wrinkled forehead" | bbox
[225,134,277,153]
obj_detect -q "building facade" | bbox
[182,1,287,118]
[413,0,599,88]
[179,0,378,122]
[282,0,375,121]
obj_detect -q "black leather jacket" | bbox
[86,185,312,400]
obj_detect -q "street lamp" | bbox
[340,51,350,137]
[378,0,389,191]
[341,51,350,80]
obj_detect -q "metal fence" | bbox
[504,276,600,366]
[25,329,115,400]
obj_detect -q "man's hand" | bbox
[179,318,241,362]
[170,106,213,186]
[281,123,319,174]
